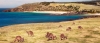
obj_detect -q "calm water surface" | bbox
[0,8,85,27]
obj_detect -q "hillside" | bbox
[3,1,100,13]
[0,17,100,43]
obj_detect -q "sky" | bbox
[0,0,95,8]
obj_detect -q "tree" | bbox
[41,2,50,6]
[90,9,97,13]
[74,6,80,12]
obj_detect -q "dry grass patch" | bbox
[0,17,100,43]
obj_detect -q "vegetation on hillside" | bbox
[3,1,100,14]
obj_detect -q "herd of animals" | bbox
[13,22,83,43]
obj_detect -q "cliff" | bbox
[3,1,100,13]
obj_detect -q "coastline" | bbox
[24,11,81,15]
[24,11,100,15]
[1,1,100,43]
[24,11,68,14]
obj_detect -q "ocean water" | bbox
[0,8,10,12]
[0,8,84,27]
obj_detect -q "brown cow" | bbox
[14,36,24,42]
[26,31,33,36]
[66,27,71,31]
[78,26,83,29]
[60,34,67,40]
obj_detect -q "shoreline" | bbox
[24,11,75,15]
[24,11,100,15]
[85,13,100,15]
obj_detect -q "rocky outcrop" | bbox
[3,8,23,12]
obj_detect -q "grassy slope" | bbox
[49,3,100,11]
[0,18,100,43]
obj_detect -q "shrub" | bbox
[84,35,94,38]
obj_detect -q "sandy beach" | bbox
[24,11,100,16]
[84,13,100,15]
[24,11,68,14]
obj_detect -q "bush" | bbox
[41,2,50,6]
[84,35,94,38]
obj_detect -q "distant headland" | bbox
[3,1,100,14]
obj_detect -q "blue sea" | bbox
[0,8,85,27]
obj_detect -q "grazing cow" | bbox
[26,31,33,36]
[78,26,83,29]
[60,34,67,40]
[14,36,24,42]
[66,27,71,31]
